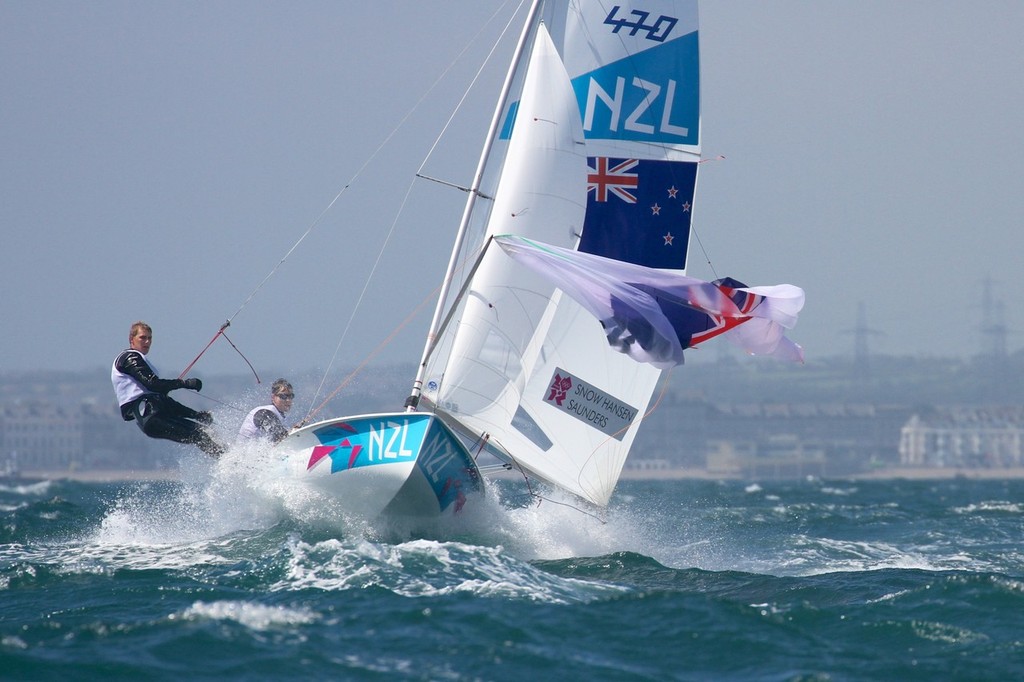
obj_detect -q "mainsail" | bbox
[413,1,800,507]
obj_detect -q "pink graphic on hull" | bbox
[307,445,335,470]
[306,421,360,471]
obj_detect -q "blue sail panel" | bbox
[571,30,699,146]
[499,24,699,147]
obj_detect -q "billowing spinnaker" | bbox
[495,235,806,368]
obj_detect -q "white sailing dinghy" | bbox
[275,0,804,521]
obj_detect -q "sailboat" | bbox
[273,0,804,521]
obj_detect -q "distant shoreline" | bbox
[15,469,182,482]
[13,466,1024,483]
[617,467,1024,481]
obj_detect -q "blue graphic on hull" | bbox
[307,415,482,513]
[416,425,483,512]
[309,415,428,474]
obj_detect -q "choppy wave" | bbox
[3,473,1024,679]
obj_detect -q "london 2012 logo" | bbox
[543,368,638,441]
[547,373,573,406]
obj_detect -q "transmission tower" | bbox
[842,301,882,375]
[980,276,1008,360]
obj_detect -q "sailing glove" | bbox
[182,378,203,391]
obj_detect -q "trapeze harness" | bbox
[111,349,164,423]
[238,404,288,443]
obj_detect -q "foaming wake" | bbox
[87,440,668,576]
[441,481,665,563]
[265,532,624,603]
[208,439,658,562]
[91,445,290,549]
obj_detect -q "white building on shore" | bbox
[899,407,1024,469]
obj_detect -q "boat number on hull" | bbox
[308,418,424,473]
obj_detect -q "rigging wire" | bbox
[503,453,609,524]
[305,178,421,411]
[688,154,728,281]
[297,230,487,426]
[297,263,445,429]
[186,392,250,415]
[415,0,527,179]
[304,1,523,410]
[183,1,520,381]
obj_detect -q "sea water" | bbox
[2,460,1023,681]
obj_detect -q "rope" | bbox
[501,453,609,523]
[293,278,445,429]
[176,320,260,384]
[220,331,261,384]
[178,321,229,380]
[477,428,610,522]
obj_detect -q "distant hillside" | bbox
[3,352,1023,411]
[663,351,1024,406]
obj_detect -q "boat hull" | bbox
[276,412,484,520]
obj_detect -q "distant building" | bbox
[0,402,84,471]
[899,407,1024,469]
[0,400,167,473]
[3,358,1024,478]
[631,396,914,478]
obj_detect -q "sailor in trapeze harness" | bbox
[111,321,226,457]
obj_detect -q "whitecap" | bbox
[0,481,52,496]
[176,600,318,631]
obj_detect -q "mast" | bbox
[405,0,545,410]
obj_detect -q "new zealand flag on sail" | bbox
[578,157,697,270]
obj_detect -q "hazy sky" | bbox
[2,1,1022,379]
